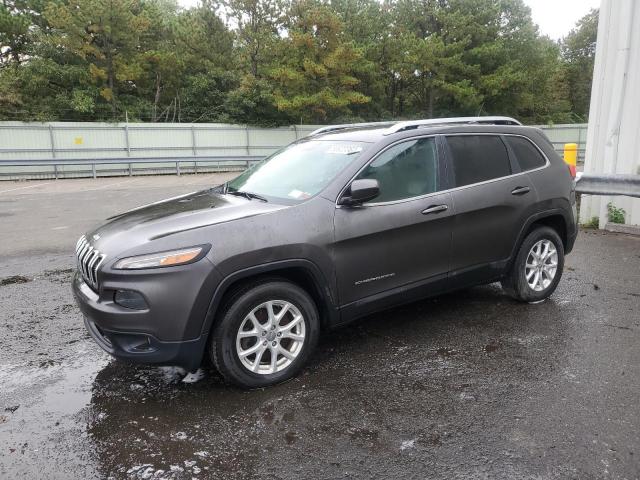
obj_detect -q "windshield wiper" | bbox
[226,189,268,202]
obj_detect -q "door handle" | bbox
[421,204,448,215]
[511,186,531,195]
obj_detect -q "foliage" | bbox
[562,8,598,121]
[607,203,626,225]
[582,216,599,229]
[270,0,370,123]
[0,0,598,125]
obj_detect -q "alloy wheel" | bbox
[525,239,558,292]
[235,300,306,374]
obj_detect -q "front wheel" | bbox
[210,280,320,388]
[501,226,565,303]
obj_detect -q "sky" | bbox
[525,0,601,39]
[176,0,602,41]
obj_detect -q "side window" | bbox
[505,136,547,171]
[356,137,439,203]
[446,135,511,187]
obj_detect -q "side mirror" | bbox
[339,178,380,206]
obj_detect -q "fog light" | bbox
[114,290,148,310]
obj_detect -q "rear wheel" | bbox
[210,280,320,388]
[501,226,564,303]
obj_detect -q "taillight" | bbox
[564,143,577,178]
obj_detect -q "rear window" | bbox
[505,136,547,171]
[446,135,511,187]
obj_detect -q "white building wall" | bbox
[580,0,640,227]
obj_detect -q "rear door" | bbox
[333,136,453,308]
[444,134,535,283]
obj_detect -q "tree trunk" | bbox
[152,72,162,122]
[106,51,116,116]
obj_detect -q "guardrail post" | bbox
[92,164,96,179]
[176,161,181,176]
[124,124,131,157]
[192,125,198,174]
[48,124,58,179]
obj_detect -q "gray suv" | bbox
[72,117,578,388]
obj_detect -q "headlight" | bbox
[113,246,206,270]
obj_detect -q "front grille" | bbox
[75,235,106,291]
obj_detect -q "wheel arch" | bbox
[529,215,567,249]
[508,210,570,271]
[200,260,339,337]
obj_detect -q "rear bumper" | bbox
[72,262,220,370]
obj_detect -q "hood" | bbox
[87,189,287,256]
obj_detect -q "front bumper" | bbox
[72,259,221,370]
[82,314,207,370]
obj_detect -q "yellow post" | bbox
[564,143,577,177]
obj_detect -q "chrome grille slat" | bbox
[77,245,89,276]
[87,251,101,284]
[79,243,90,265]
[75,235,105,291]
[75,237,84,254]
[85,249,97,282]
[80,246,93,280]
[92,255,106,285]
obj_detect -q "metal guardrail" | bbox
[0,121,587,180]
[0,122,318,179]
[576,173,640,198]
[0,155,264,179]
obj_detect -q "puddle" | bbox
[436,347,457,358]
[0,275,31,286]
[43,268,75,284]
[484,342,500,353]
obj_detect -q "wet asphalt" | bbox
[1,176,639,479]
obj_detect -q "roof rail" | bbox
[309,121,397,136]
[307,116,522,137]
[383,116,522,135]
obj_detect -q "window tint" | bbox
[446,135,511,187]
[356,137,439,202]
[505,136,546,171]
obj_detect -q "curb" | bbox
[604,222,640,236]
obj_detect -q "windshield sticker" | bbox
[326,144,363,155]
[288,189,311,199]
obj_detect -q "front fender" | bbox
[199,258,340,337]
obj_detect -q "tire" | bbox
[210,280,320,388]
[501,226,565,303]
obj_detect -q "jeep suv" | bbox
[72,117,578,388]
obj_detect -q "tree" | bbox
[0,0,592,124]
[219,0,283,78]
[270,0,370,123]
[562,8,598,121]
[44,0,152,116]
[173,0,237,122]
[0,0,31,65]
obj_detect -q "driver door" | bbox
[332,136,453,316]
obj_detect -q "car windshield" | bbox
[225,140,368,203]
